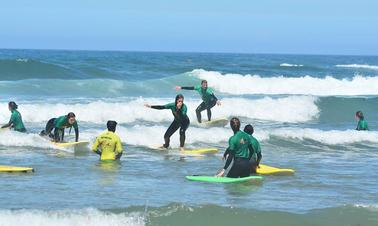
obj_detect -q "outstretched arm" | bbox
[176,86,194,90]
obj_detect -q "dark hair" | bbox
[244,124,254,135]
[356,111,364,120]
[67,112,76,118]
[230,117,240,132]
[107,120,117,132]
[201,80,208,85]
[175,94,184,105]
[8,101,18,110]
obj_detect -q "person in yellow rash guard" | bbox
[92,120,123,161]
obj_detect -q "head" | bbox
[230,117,241,133]
[201,80,208,89]
[67,112,76,125]
[244,124,254,135]
[8,101,18,111]
[107,120,117,132]
[175,94,184,109]
[355,111,364,120]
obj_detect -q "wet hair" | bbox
[8,101,18,110]
[67,112,76,119]
[244,124,254,135]
[175,94,184,105]
[230,117,241,132]
[201,80,208,85]
[356,111,364,120]
[107,120,117,132]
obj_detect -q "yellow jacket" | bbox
[92,131,123,160]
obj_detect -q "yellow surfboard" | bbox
[0,165,34,173]
[200,118,228,127]
[256,164,294,175]
[52,141,89,148]
[149,145,218,154]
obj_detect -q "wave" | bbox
[0,204,377,226]
[0,130,56,149]
[189,69,378,96]
[0,96,318,124]
[280,63,304,67]
[336,64,378,70]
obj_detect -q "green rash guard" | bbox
[194,85,216,104]
[54,115,78,130]
[357,119,368,131]
[9,110,26,132]
[164,103,188,121]
[250,135,261,161]
[228,131,253,158]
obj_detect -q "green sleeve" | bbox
[206,87,214,95]
[182,104,187,115]
[54,116,66,128]
[9,112,17,124]
[194,85,201,91]
[164,103,175,110]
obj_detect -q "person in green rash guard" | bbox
[144,94,190,152]
[243,124,262,173]
[40,112,79,142]
[355,111,368,131]
[217,117,254,178]
[176,80,221,123]
[1,101,26,132]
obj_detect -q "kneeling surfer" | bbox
[217,117,254,178]
[92,120,123,161]
[243,124,262,173]
[1,101,26,132]
[40,112,79,142]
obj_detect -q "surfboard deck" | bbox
[52,141,89,148]
[0,165,34,173]
[186,175,263,183]
[256,164,294,175]
[149,145,218,154]
[199,118,228,127]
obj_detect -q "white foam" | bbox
[0,130,55,149]
[0,208,144,226]
[336,64,378,70]
[0,96,318,124]
[280,63,303,67]
[189,69,378,96]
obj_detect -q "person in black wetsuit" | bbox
[176,80,221,123]
[144,94,190,151]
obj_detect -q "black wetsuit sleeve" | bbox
[75,127,79,142]
[223,151,234,170]
[181,86,195,90]
[257,152,262,165]
[248,144,254,160]
[151,105,166,110]
[116,152,123,159]
[223,148,231,159]
[210,93,218,102]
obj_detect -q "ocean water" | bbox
[0,49,378,225]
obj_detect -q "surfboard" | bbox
[149,145,218,154]
[199,118,228,127]
[0,165,34,173]
[52,141,89,148]
[186,175,263,183]
[256,164,294,175]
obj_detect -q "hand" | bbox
[144,103,151,108]
[257,164,260,168]
[175,86,182,90]
[222,154,229,161]
[216,169,225,177]
[216,100,221,106]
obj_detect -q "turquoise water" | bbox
[0,49,378,225]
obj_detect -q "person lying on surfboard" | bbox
[243,124,262,173]
[217,117,254,178]
[144,94,190,152]
[176,80,221,123]
[355,111,368,131]
[39,112,79,143]
[1,101,26,132]
[92,120,123,161]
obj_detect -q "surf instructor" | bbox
[176,80,221,123]
[92,120,123,161]
[144,94,190,152]
[40,112,79,143]
[1,101,26,132]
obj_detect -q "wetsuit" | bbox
[40,115,79,142]
[222,131,254,178]
[151,103,190,148]
[92,131,123,160]
[181,85,218,123]
[249,135,262,173]
[1,109,26,132]
[356,119,368,131]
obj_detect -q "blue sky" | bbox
[0,0,377,55]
